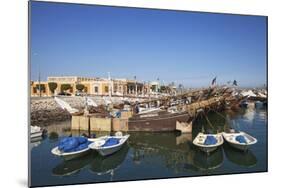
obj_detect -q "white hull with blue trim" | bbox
[193,133,224,154]
[222,131,257,151]
[89,135,130,156]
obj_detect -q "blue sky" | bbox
[30,1,267,88]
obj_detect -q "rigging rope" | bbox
[211,109,227,120]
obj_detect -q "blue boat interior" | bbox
[58,137,91,152]
[102,138,120,147]
[203,135,217,145]
[235,135,247,144]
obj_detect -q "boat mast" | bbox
[36,53,41,97]
[38,67,41,97]
[108,72,112,98]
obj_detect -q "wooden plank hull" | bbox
[128,112,190,132]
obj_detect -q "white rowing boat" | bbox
[89,133,130,156]
[193,133,224,154]
[30,126,43,139]
[222,131,257,151]
[51,146,91,161]
[51,136,92,161]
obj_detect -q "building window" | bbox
[95,86,98,93]
[105,86,109,93]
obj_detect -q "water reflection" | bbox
[51,144,129,178]
[52,153,93,176]
[30,136,43,150]
[89,145,129,180]
[243,109,255,123]
[192,147,223,171]
[48,131,59,142]
[176,133,192,145]
[31,107,267,186]
[223,144,257,168]
[129,132,224,174]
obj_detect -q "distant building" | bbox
[30,76,165,97]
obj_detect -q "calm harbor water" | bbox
[30,107,267,187]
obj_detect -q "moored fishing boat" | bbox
[193,133,224,154]
[138,107,161,115]
[239,100,249,108]
[222,131,257,151]
[51,136,92,161]
[89,133,130,156]
[30,126,44,139]
[128,111,191,132]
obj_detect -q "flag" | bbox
[233,80,238,86]
[211,76,217,85]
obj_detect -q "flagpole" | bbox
[38,61,41,97]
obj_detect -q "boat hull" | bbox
[222,132,257,152]
[89,135,130,157]
[63,150,91,161]
[51,147,91,161]
[197,145,219,154]
[97,144,123,156]
[193,133,224,154]
[31,131,43,139]
[227,142,249,151]
[128,112,190,132]
[239,103,248,108]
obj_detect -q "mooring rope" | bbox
[210,108,233,131]
[203,112,214,129]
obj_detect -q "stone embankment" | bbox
[30,96,145,126]
[31,97,83,126]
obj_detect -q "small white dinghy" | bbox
[30,126,43,139]
[51,146,91,161]
[193,133,224,154]
[51,137,92,161]
[89,132,130,157]
[222,131,257,151]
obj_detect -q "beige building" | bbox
[31,76,154,97]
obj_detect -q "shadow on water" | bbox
[223,144,257,168]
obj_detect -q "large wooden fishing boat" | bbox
[128,110,192,132]
[128,95,227,132]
